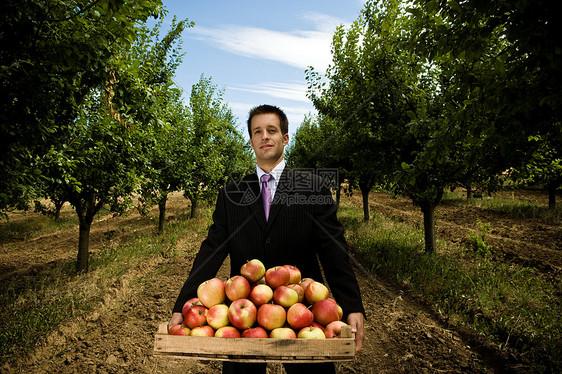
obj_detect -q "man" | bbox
[169,104,365,374]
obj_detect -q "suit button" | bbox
[265,238,271,245]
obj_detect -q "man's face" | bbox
[249,113,289,167]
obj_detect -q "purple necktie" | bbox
[260,174,272,220]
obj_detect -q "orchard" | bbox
[169,259,348,339]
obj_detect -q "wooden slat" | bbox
[154,323,355,362]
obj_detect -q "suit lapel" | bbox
[245,173,267,230]
[267,167,293,228]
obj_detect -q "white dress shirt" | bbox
[256,160,285,201]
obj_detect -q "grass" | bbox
[442,189,562,224]
[339,197,562,373]
[0,205,213,366]
[0,213,78,243]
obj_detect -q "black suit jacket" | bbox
[173,167,365,317]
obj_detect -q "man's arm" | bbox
[312,181,366,352]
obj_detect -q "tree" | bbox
[0,0,163,214]
[182,75,253,218]
[307,0,425,222]
[40,14,187,273]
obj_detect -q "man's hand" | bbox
[168,312,184,332]
[346,312,365,352]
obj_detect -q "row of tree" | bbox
[287,0,561,252]
[1,0,252,272]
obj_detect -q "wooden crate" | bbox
[153,323,355,363]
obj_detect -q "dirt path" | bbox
[4,191,555,373]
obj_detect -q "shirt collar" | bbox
[256,160,286,182]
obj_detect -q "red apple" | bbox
[297,326,326,339]
[228,298,257,330]
[249,284,273,307]
[242,327,269,338]
[304,281,329,304]
[181,297,203,319]
[215,326,241,338]
[286,303,314,330]
[183,304,208,329]
[240,259,266,282]
[257,303,286,331]
[264,266,290,289]
[299,278,315,293]
[273,285,299,308]
[197,278,226,308]
[311,298,343,326]
[287,284,305,303]
[225,275,251,301]
[282,265,302,284]
[190,325,214,337]
[324,321,349,338]
[269,327,297,339]
[168,324,190,336]
[206,303,230,330]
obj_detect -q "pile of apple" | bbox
[169,259,349,339]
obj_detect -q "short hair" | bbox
[247,104,289,137]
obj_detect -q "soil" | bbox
[1,189,560,374]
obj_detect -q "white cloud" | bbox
[187,14,347,71]
[229,81,309,103]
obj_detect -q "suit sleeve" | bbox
[313,186,365,318]
[172,188,230,313]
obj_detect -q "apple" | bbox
[311,298,343,326]
[225,275,251,301]
[181,297,203,319]
[197,278,226,308]
[273,285,299,307]
[168,324,190,336]
[304,281,329,304]
[282,265,302,284]
[324,321,349,338]
[242,327,269,338]
[264,266,290,289]
[183,304,208,329]
[286,303,314,330]
[256,303,286,331]
[190,325,214,337]
[299,278,315,293]
[297,326,326,339]
[287,284,305,303]
[215,326,241,338]
[311,322,325,333]
[269,327,297,339]
[206,303,230,330]
[228,298,257,330]
[240,259,266,282]
[249,284,273,307]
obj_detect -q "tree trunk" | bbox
[76,215,93,273]
[190,197,198,219]
[53,199,64,220]
[361,188,370,221]
[74,192,103,273]
[158,194,168,233]
[466,185,473,200]
[421,201,436,253]
[335,182,342,207]
[358,176,374,221]
[548,181,557,209]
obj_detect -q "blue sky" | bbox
[159,0,367,138]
